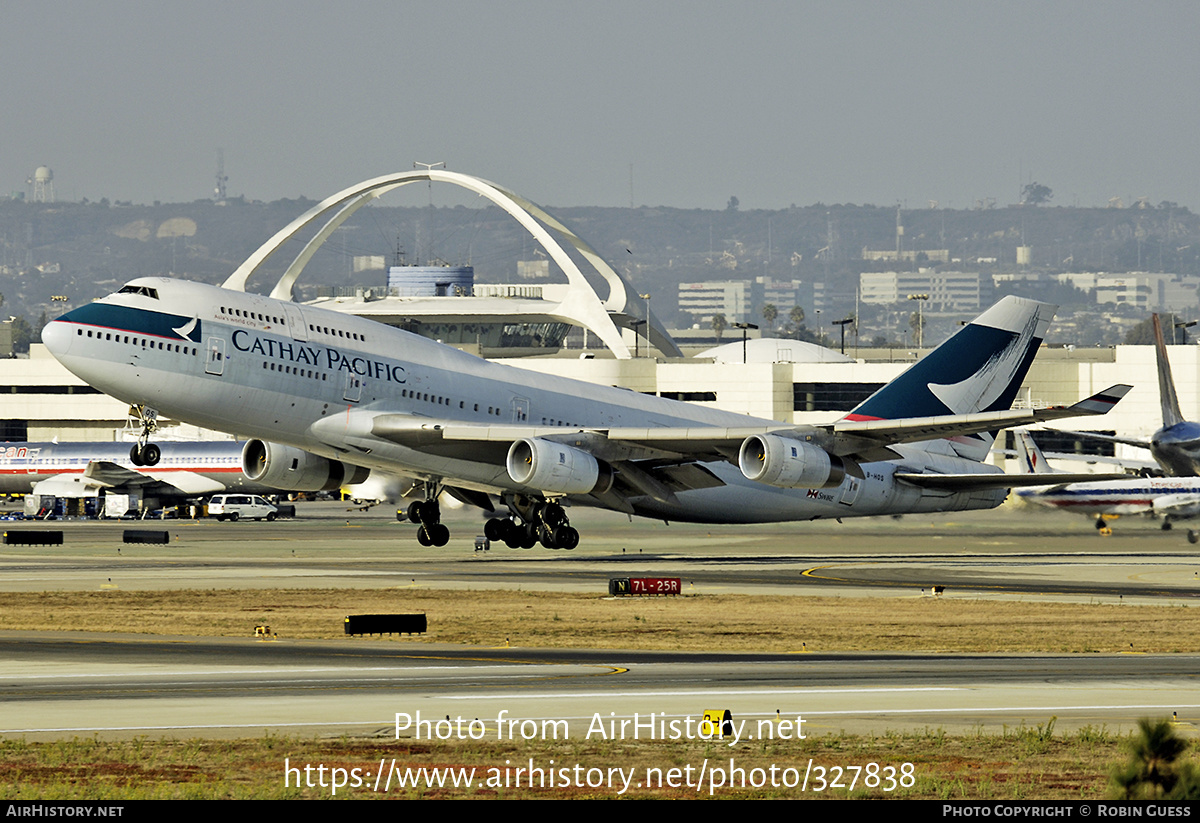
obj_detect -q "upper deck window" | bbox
[118,285,159,299]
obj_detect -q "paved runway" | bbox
[1,502,1197,741]
[1,501,1199,602]
[2,633,1197,741]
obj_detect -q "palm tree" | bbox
[761,303,778,331]
[711,313,728,341]
[789,305,805,329]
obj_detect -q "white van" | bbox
[208,494,278,522]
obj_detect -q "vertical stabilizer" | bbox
[1152,314,1185,428]
[845,296,1056,461]
[1013,430,1054,475]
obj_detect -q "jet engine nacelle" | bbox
[506,438,613,495]
[241,440,370,491]
[738,434,845,489]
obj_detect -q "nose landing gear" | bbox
[128,405,161,467]
[407,498,450,547]
[402,482,450,546]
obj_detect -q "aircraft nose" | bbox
[42,315,74,359]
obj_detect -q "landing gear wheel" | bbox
[1189,530,1198,545]
[555,526,580,550]
[1162,520,1173,531]
[541,503,566,528]
[484,518,506,542]
[500,496,582,550]
[410,489,450,546]
[129,405,161,468]
[520,523,538,549]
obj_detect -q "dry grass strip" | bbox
[3,588,1197,653]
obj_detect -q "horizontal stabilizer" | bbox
[831,385,1131,450]
[896,471,1130,491]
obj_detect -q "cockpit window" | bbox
[118,285,159,299]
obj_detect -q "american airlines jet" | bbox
[1062,314,1200,478]
[0,440,262,517]
[1013,429,1200,542]
[41,276,1127,549]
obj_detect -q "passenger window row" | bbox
[262,361,328,381]
[307,323,366,343]
[216,306,370,344]
[220,306,283,326]
[76,328,197,356]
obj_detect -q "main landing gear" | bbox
[400,488,579,550]
[405,494,450,547]
[1159,519,1199,543]
[484,496,579,550]
[128,405,161,467]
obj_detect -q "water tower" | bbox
[29,166,54,202]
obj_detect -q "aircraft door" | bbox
[205,337,225,376]
[282,303,308,342]
[838,476,862,506]
[511,396,530,423]
[343,372,363,403]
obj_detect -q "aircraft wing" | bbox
[343,385,1132,504]
[1052,430,1151,450]
[25,463,144,497]
[370,384,1132,460]
[82,461,225,495]
[420,384,1132,465]
[1152,494,1200,518]
[995,448,1159,476]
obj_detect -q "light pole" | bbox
[832,317,853,355]
[907,293,929,349]
[639,293,651,357]
[733,322,758,364]
[1173,319,1196,345]
[630,320,646,358]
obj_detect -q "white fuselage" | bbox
[1017,477,1200,518]
[42,278,1006,524]
[0,441,257,494]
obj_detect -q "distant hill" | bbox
[2,196,1197,332]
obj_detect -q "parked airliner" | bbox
[1013,429,1200,542]
[0,440,261,516]
[42,280,1127,549]
[1062,314,1200,477]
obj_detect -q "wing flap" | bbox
[83,461,156,487]
[88,461,226,495]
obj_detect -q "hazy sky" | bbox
[4,1,1198,211]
